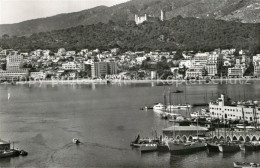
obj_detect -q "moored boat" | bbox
[206,142,220,152]
[153,103,166,110]
[0,149,20,158]
[139,144,157,152]
[168,140,206,155]
[218,142,240,153]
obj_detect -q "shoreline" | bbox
[5,78,258,85]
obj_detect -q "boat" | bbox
[218,142,240,153]
[166,104,191,110]
[0,149,20,158]
[172,90,183,93]
[240,142,260,151]
[145,106,153,110]
[130,135,140,147]
[19,150,28,156]
[139,144,157,152]
[153,103,166,110]
[168,140,206,155]
[73,138,80,144]
[234,162,260,168]
[205,142,220,152]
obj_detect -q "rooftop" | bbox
[162,125,208,132]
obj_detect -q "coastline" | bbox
[7,78,258,85]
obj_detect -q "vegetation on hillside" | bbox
[1,17,260,54]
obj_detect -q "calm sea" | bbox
[0,81,259,168]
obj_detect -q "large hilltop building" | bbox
[135,10,166,25]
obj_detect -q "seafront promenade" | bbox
[7,77,258,85]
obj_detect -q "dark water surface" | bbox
[0,81,259,167]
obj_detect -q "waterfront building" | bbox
[192,52,209,69]
[0,69,29,80]
[0,54,29,80]
[209,94,260,123]
[6,54,23,71]
[185,67,204,79]
[91,62,118,78]
[228,60,245,78]
[30,71,46,80]
[162,125,208,139]
[62,62,82,70]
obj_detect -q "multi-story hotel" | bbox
[91,62,118,78]
[209,94,260,123]
[0,54,29,80]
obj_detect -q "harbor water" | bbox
[0,81,260,167]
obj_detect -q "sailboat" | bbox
[8,93,10,100]
[168,116,206,155]
[218,119,240,153]
[239,106,260,151]
[206,119,221,152]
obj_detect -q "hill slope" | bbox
[1,0,260,36]
[1,18,259,54]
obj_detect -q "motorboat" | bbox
[153,103,166,110]
[73,138,81,144]
[172,90,183,93]
[234,162,260,168]
[139,144,157,152]
[166,104,191,110]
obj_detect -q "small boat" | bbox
[166,104,191,110]
[218,142,240,153]
[73,138,80,144]
[19,150,28,156]
[153,103,166,110]
[139,144,157,152]
[172,90,183,93]
[145,106,153,110]
[234,162,260,168]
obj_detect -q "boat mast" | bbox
[169,88,171,113]
[242,107,246,141]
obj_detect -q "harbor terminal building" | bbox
[209,94,260,123]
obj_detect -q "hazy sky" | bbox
[0,0,130,24]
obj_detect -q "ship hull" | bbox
[206,143,220,152]
[219,144,240,153]
[168,142,206,155]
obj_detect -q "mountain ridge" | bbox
[1,0,260,36]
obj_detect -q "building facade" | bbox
[135,10,165,24]
[91,62,118,78]
[209,94,260,123]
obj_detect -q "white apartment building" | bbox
[30,72,46,79]
[209,95,260,123]
[62,62,82,70]
[179,60,192,68]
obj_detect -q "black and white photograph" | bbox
[1,0,260,167]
